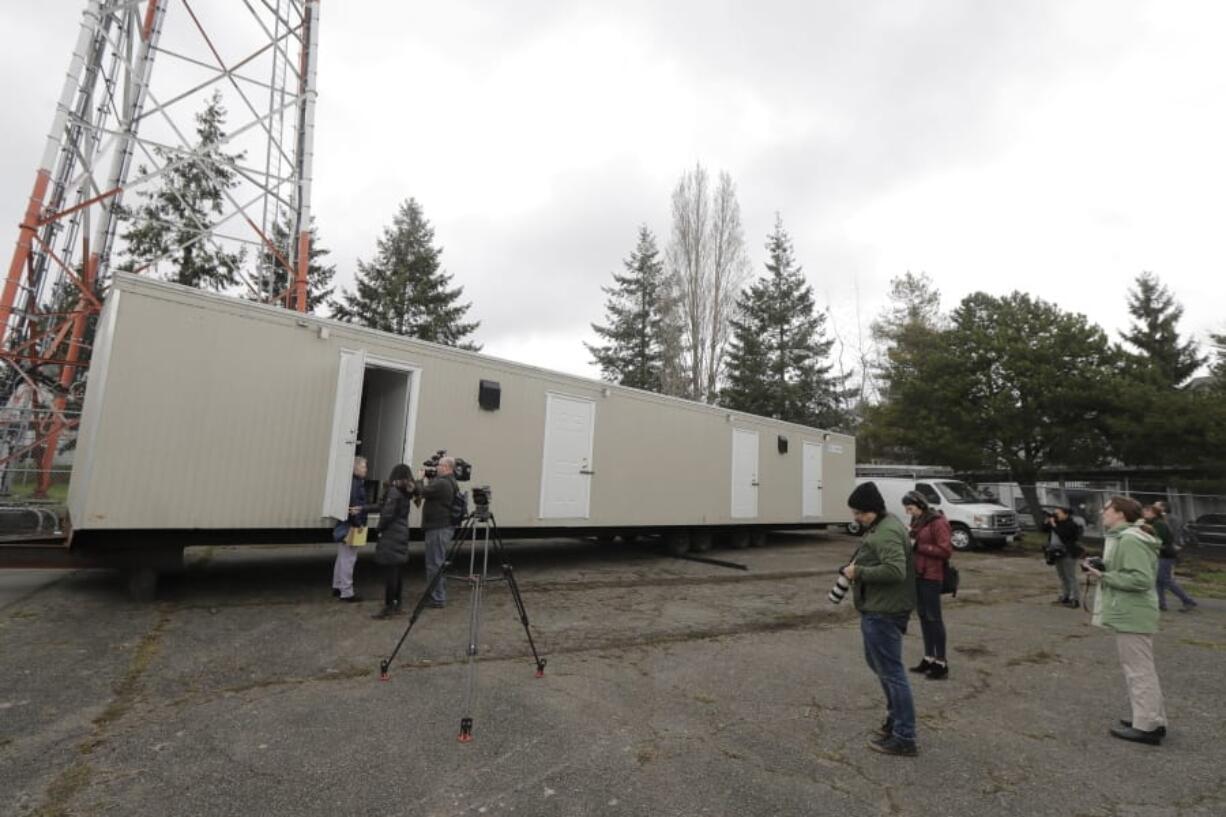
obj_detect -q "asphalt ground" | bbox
[2,532,1224,817]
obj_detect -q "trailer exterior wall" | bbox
[69,276,855,533]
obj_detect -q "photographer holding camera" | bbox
[841,482,919,757]
[1041,506,1084,609]
[1083,496,1167,745]
[416,455,459,609]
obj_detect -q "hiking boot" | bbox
[925,662,949,680]
[867,736,917,756]
[909,658,933,674]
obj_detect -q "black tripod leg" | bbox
[379,522,472,680]
[488,516,547,677]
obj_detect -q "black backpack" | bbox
[450,484,469,525]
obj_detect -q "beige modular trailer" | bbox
[68,275,855,558]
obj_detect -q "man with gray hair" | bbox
[416,456,458,608]
[332,456,371,602]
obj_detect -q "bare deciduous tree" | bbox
[665,164,751,403]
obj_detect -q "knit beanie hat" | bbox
[848,481,886,515]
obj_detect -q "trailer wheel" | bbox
[617,533,639,546]
[664,530,690,556]
[950,525,975,552]
[690,530,713,553]
[124,566,159,602]
[729,530,751,549]
[750,530,767,548]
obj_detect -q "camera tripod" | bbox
[378,504,547,743]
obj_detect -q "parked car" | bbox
[1183,514,1226,547]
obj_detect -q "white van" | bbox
[849,477,1020,551]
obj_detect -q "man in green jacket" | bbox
[1084,495,1167,745]
[842,482,918,756]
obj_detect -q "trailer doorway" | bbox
[322,350,421,519]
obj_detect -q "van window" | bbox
[915,483,941,504]
[936,481,986,504]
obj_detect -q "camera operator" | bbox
[842,482,919,757]
[416,456,458,609]
[1082,496,1167,745]
[1042,506,1084,609]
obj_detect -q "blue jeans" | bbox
[860,612,917,743]
[424,527,453,603]
[1156,558,1195,609]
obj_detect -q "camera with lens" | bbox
[471,485,492,520]
[421,449,473,482]
[1082,556,1105,573]
[828,567,852,605]
[1042,544,1066,565]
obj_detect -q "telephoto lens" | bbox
[828,573,851,604]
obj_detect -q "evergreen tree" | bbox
[1120,271,1205,387]
[331,199,480,349]
[1210,330,1226,384]
[120,91,245,290]
[251,212,336,313]
[585,227,670,391]
[722,216,843,427]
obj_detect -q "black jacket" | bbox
[1041,516,1083,557]
[374,485,411,565]
[417,475,458,531]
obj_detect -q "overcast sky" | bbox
[2,1,1223,379]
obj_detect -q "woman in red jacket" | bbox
[903,491,953,679]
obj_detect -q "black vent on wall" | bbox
[478,379,501,410]
[777,435,788,454]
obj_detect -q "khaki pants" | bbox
[1116,633,1167,732]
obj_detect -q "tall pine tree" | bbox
[251,212,335,313]
[332,198,480,349]
[585,227,671,391]
[1120,271,1205,387]
[722,216,843,427]
[120,91,245,290]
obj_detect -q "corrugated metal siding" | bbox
[72,276,855,531]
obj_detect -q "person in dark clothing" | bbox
[1144,504,1197,613]
[1042,507,1084,608]
[416,456,459,608]
[902,491,952,680]
[371,464,414,620]
[332,457,375,602]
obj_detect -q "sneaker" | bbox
[428,600,446,609]
[867,736,917,756]
[926,662,949,680]
[1051,597,1069,606]
[1119,720,1167,737]
[1109,724,1163,745]
[1179,603,1197,613]
[874,719,894,739]
[331,588,341,598]
[909,658,934,674]
[1065,599,1081,609]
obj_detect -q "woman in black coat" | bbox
[372,464,414,620]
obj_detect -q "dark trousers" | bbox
[860,612,916,743]
[916,579,946,660]
[383,563,403,609]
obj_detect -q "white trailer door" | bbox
[802,441,824,517]
[322,349,366,519]
[731,429,759,518]
[539,394,596,519]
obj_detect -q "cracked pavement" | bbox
[2,534,1224,817]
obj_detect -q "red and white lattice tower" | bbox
[0,0,321,498]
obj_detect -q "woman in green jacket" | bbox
[1084,496,1167,745]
